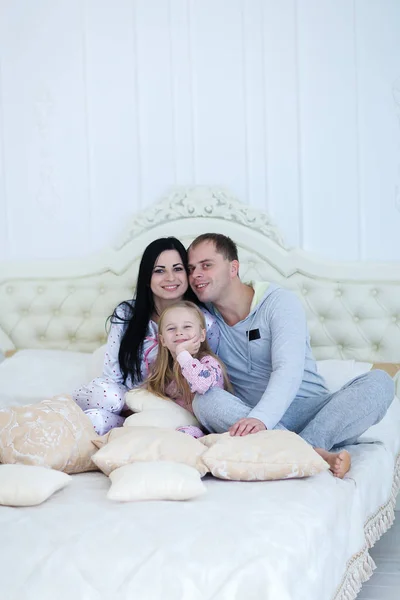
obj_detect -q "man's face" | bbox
[188,241,237,304]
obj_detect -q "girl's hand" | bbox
[176,334,201,356]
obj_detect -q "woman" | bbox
[73,237,219,435]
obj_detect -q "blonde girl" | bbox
[145,301,232,437]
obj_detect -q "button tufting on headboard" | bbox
[1,186,400,362]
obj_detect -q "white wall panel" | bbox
[297,0,360,260]
[189,0,247,200]
[241,0,268,212]
[0,54,7,259]
[0,0,399,261]
[134,0,176,207]
[355,0,400,260]
[261,0,301,247]
[170,0,195,184]
[83,0,140,251]
[0,0,91,259]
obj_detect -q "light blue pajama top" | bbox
[206,283,329,429]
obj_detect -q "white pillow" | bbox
[316,359,372,392]
[0,464,71,506]
[87,344,107,381]
[358,395,400,449]
[0,349,92,408]
[108,461,206,502]
[124,388,200,429]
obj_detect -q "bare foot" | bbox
[314,448,351,479]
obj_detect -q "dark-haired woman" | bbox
[73,237,219,434]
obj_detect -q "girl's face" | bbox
[150,250,188,302]
[159,306,206,355]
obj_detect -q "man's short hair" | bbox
[189,233,239,262]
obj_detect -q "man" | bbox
[187,233,394,478]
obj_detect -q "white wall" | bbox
[0,0,399,262]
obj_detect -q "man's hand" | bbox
[229,417,266,436]
[176,334,201,356]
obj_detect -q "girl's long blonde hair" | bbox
[145,301,232,406]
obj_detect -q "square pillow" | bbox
[124,389,200,429]
[316,359,372,392]
[371,362,400,378]
[0,349,92,409]
[87,344,107,381]
[0,464,71,506]
[316,359,400,396]
[92,426,208,476]
[200,430,329,481]
[0,395,99,473]
[107,461,206,502]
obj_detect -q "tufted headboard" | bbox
[1,186,400,362]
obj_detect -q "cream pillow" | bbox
[0,395,99,473]
[92,426,132,449]
[107,461,206,502]
[0,464,71,506]
[124,388,200,429]
[200,430,329,481]
[92,426,208,476]
[124,411,197,429]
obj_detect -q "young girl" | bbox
[145,301,232,437]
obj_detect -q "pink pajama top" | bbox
[166,351,225,413]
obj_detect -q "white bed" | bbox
[0,186,400,600]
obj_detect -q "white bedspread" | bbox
[1,399,399,600]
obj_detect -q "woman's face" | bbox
[150,249,188,302]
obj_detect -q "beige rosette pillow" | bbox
[199,430,329,481]
[0,395,99,473]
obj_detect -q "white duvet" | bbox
[0,352,399,600]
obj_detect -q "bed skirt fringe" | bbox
[364,451,400,548]
[392,454,400,501]
[333,451,400,600]
[364,504,395,548]
[333,549,376,600]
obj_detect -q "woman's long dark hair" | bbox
[110,237,198,385]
